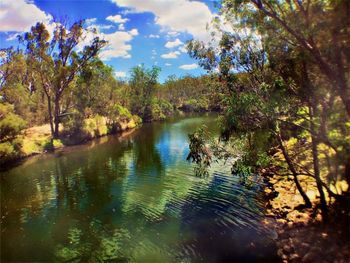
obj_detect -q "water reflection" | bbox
[1,113,278,262]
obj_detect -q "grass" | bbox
[21,124,59,155]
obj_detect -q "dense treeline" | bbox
[187,0,350,223]
[0,21,222,166]
[160,74,224,112]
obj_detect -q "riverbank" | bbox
[263,173,350,262]
[3,113,251,262]
[0,116,141,170]
[1,109,219,169]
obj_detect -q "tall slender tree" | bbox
[21,21,106,138]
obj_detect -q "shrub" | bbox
[0,103,26,141]
[157,99,174,116]
[107,104,133,132]
[0,139,22,165]
[62,112,85,137]
[112,104,132,122]
[150,103,165,121]
[149,99,174,121]
[132,115,142,126]
[181,98,209,112]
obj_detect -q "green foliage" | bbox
[187,126,212,176]
[1,21,227,167]
[182,98,209,112]
[111,104,132,121]
[75,59,121,118]
[132,115,142,126]
[156,99,174,116]
[0,139,22,165]
[62,112,86,138]
[19,21,107,137]
[129,65,161,122]
[161,74,226,112]
[62,113,112,143]
[0,103,26,141]
[186,0,350,220]
[150,98,174,121]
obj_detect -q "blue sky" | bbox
[0,0,218,82]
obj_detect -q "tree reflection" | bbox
[0,114,271,262]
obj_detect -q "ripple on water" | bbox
[0,114,278,262]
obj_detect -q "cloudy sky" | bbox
[0,0,218,82]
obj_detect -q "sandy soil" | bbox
[263,174,350,263]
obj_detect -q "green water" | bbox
[0,114,278,262]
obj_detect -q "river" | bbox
[0,113,279,262]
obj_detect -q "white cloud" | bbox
[115,71,127,78]
[79,20,138,60]
[179,63,198,70]
[148,34,160,38]
[167,31,179,37]
[161,51,180,59]
[99,31,134,60]
[165,38,183,48]
[118,24,125,30]
[0,0,51,32]
[165,63,172,66]
[87,24,114,32]
[106,14,129,24]
[85,18,97,25]
[77,24,137,60]
[100,25,114,30]
[111,0,214,41]
[128,28,138,36]
[6,33,18,41]
[178,45,187,53]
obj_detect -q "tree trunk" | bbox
[46,95,55,137]
[277,132,312,208]
[53,96,60,138]
[309,105,328,221]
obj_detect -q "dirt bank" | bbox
[263,173,350,263]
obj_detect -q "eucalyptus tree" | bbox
[128,65,160,121]
[75,59,119,117]
[221,0,350,116]
[21,21,107,138]
[186,0,350,221]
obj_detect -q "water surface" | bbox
[1,114,278,262]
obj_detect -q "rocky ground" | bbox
[262,174,350,263]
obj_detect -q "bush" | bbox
[149,98,174,121]
[62,111,85,137]
[88,115,108,137]
[107,104,133,132]
[61,112,92,144]
[0,139,22,165]
[151,103,166,121]
[181,98,209,112]
[111,104,132,122]
[0,103,26,141]
[157,99,174,116]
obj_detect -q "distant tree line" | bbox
[0,20,224,165]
